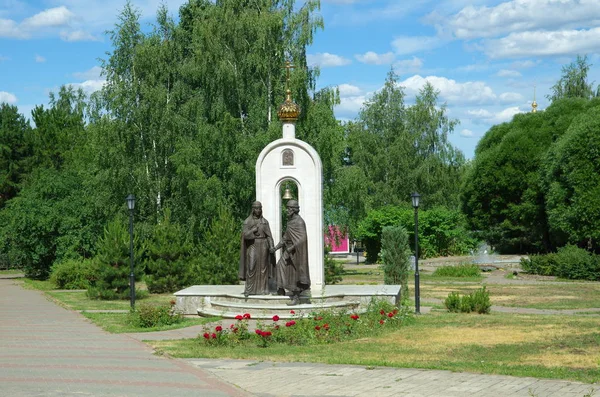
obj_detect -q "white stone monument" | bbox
[256,89,324,292]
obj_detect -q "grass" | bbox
[0,269,23,275]
[149,311,600,384]
[421,282,600,310]
[45,290,176,311]
[432,263,482,278]
[81,312,217,333]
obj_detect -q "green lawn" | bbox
[81,312,217,333]
[149,311,600,384]
[45,290,174,311]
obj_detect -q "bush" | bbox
[50,258,95,289]
[129,301,183,328]
[521,245,600,281]
[444,287,491,314]
[433,263,481,278]
[380,225,411,300]
[356,205,478,263]
[200,299,411,348]
[324,247,343,285]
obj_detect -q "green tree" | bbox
[144,209,193,293]
[548,55,597,102]
[380,225,411,300]
[462,98,590,253]
[88,217,145,300]
[0,103,32,208]
[191,206,240,285]
[542,104,600,251]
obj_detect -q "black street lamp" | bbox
[411,192,421,314]
[126,194,136,310]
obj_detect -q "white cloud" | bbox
[485,27,600,58]
[73,66,103,81]
[496,69,522,78]
[337,83,362,97]
[22,6,75,29]
[355,51,395,65]
[499,92,524,102]
[393,57,423,74]
[60,30,100,42]
[336,95,367,117]
[69,79,105,94]
[441,0,600,40]
[392,36,442,55]
[307,53,351,67]
[0,91,17,104]
[0,6,76,38]
[511,60,538,69]
[400,75,497,105]
[35,54,45,63]
[460,129,474,137]
[468,106,523,124]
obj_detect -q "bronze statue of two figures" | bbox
[238,200,310,305]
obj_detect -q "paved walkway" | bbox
[2,276,598,396]
[0,279,249,397]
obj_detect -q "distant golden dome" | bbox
[531,100,538,113]
[278,89,301,122]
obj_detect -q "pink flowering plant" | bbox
[198,299,411,348]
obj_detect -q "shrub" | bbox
[324,247,343,285]
[471,286,492,314]
[200,300,412,348]
[50,258,95,289]
[129,301,183,328]
[380,225,411,300]
[433,263,481,278]
[444,291,461,312]
[520,254,557,276]
[521,245,600,281]
[444,287,491,314]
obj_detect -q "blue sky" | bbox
[2,0,600,158]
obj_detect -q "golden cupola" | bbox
[278,89,301,123]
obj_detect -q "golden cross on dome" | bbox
[283,61,295,88]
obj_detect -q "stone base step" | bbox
[206,298,360,319]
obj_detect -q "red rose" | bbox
[243,313,251,319]
[379,319,385,325]
[211,333,217,339]
[255,329,262,335]
[263,331,272,337]
[233,327,238,333]
[285,320,296,327]
[235,315,243,320]
[215,326,222,332]
[274,325,280,330]
[315,325,321,331]
[379,309,385,315]
[230,324,235,329]
[272,315,280,322]
[323,323,329,329]
[314,316,323,321]
[393,309,399,315]
[350,314,359,320]
[203,332,210,339]
[290,310,295,314]
[388,312,394,318]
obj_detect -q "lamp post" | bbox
[411,192,421,314]
[126,194,136,310]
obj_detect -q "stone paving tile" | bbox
[0,279,249,397]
